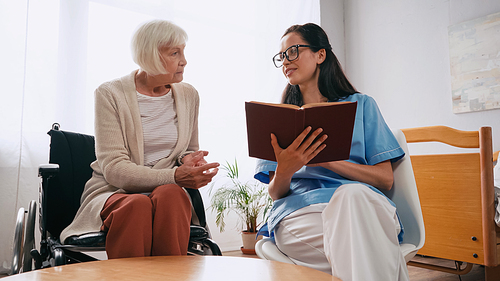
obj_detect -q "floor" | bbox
[1,253,486,280]
[408,255,485,281]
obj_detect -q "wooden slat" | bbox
[480,127,496,266]
[402,126,479,148]
[410,153,484,264]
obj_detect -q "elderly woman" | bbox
[60,20,219,259]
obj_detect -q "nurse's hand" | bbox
[270,126,327,178]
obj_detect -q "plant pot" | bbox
[240,231,263,255]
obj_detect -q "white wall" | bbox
[320,0,345,66]
[321,0,500,153]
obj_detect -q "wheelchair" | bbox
[12,123,221,274]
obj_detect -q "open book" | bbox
[245,101,357,164]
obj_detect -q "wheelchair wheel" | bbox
[205,238,222,256]
[53,248,66,266]
[10,207,26,275]
[22,200,36,272]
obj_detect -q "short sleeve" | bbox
[254,159,277,184]
[362,96,404,165]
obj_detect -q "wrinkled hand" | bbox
[271,127,327,177]
[175,151,219,189]
[182,150,209,167]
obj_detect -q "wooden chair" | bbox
[401,125,500,280]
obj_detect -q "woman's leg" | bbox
[322,183,409,281]
[100,193,153,259]
[274,204,331,274]
[149,184,191,256]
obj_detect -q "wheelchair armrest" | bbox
[189,225,208,241]
[38,164,59,178]
[64,232,106,248]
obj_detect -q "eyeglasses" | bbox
[272,44,316,68]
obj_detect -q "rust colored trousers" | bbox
[100,184,191,259]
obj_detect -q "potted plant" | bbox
[209,160,273,254]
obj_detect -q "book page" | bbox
[248,101,352,110]
[247,101,300,109]
[301,101,352,109]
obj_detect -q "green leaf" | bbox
[208,159,273,233]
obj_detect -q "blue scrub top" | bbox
[254,93,405,242]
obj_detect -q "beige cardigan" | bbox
[60,70,200,242]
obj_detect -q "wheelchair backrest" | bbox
[45,129,96,238]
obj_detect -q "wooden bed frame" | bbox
[401,126,499,280]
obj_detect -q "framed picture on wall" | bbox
[448,11,500,113]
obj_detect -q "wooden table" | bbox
[3,256,333,280]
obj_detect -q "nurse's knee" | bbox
[333,184,369,200]
[323,184,372,220]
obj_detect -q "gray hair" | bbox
[131,20,188,75]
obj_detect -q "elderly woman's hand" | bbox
[181,150,208,167]
[174,151,219,189]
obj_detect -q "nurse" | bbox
[254,23,409,281]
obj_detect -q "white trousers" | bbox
[275,183,409,281]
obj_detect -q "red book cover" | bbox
[245,101,357,164]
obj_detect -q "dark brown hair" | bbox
[281,23,357,106]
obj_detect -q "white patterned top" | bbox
[137,90,178,167]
